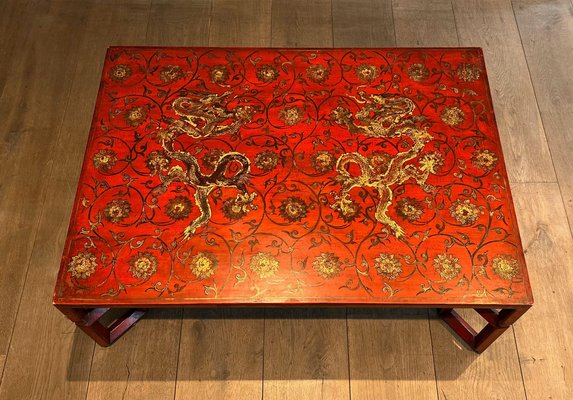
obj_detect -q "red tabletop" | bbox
[53,47,533,307]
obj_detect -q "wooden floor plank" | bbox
[147,0,211,46]
[209,0,271,46]
[271,0,333,47]
[451,0,556,183]
[264,309,349,400]
[393,0,458,46]
[348,310,437,400]
[82,2,204,399]
[429,309,526,400]
[0,1,94,394]
[175,309,265,400]
[86,309,182,400]
[170,5,270,400]
[0,177,96,400]
[513,0,573,232]
[511,183,573,399]
[0,1,153,399]
[332,0,394,47]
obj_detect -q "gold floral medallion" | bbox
[146,150,171,174]
[124,106,147,126]
[92,149,117,171]
[311,151,336,172]
[68,251,98,279]
[440,106,465,126]
[449,198,481,225]
[279,106,303,126]
[165,196,192,220]
[313,252,342,279]
[254,150,279,172]
[374,253,402,280]
[109,64,131,82]
[160,65,184,83]
[129,252,158,279]
[222,192,257,220]
[433,253,461,281]
[407,63,429,82]
[279,196,308,222]
[189,252,218,280]
[210,65,230,84]
[471,149,498,171]
[396,197,424,222]
[492,255,520,280]
[250,252,279,278]
[354,63,379,82]
[104,199,131,223]
[306,64,330,83]
[456,63,481,82]
[256,64,279,83]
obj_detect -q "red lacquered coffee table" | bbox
[53,47,532,352]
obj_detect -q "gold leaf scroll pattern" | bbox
[331,95,435,238]
[157,93,256,239]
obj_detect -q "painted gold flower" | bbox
[92,149,117,171]
[396,197,424,222]
[311,151,335,172]
[254,150,279,172]
[407,63,430,82]
[222,192,257,220]
[449,198,481,225]
[256,64,279,83]
[233,105,255,122]
[313,252,342,279]
[165,196,192,220]
[129,251,158,280]
[440,106,465,126]
[109,64,131,82]
[250,251,279,278]
[374,253,402,280]
[124,106,147,126]
[279,106,303,126]
[146,150,171,174]
[68,251,98,279]
[368,151,393,175]
[456,63,481,82]
[333,197,361,223]
[306,64,330,83]
[418,151,444,174]
[330,106,352,125]
[471,149,498,171]
[433,253,461,281]
[210,65,230,84]
[159,65,184,83]
[154,128,177,143]
[492,255,520,280]
[202,148,225,170]
[189,252,217,280]
[279,196,308,222]
[104,199,131,223]
[354,63,379,82]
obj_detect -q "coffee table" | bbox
[53,47,533,353]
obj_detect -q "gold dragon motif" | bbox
[157,92,256,239]
[331,94,435,237]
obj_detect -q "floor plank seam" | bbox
[427,310,440,400]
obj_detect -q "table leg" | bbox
[437,306,530,353]
[56,306,146,346]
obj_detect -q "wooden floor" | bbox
[0,0,572,398]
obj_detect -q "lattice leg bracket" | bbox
[57,307,146,347]
[438,307,530,353]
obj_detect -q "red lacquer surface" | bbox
[53,47,533,307]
